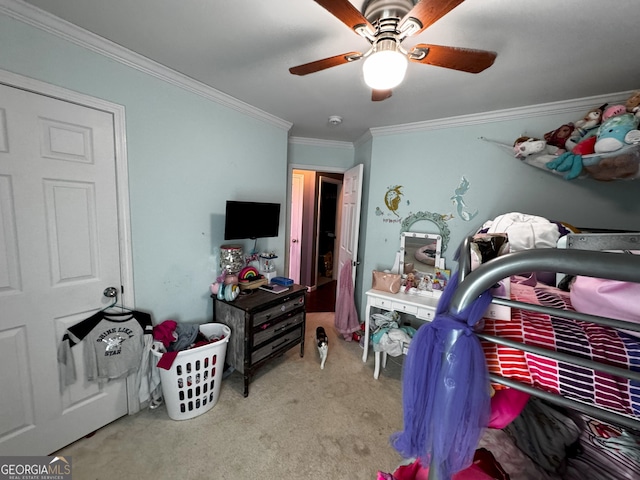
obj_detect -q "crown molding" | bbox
[288,136,354,149]
[353,130,372,149]
[0,0,292,132]
[370,90,634,137]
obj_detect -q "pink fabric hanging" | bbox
[334,262,360,340]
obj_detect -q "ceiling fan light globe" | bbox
[363,50,408,90]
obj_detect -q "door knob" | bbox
[292,239,298,243]
[103,286,118,298]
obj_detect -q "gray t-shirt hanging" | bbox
[83,315,148,381]
[58,311,152,386]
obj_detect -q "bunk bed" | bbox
[455,234,640,427]
[387,232,640,480]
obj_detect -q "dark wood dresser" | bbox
[214,284,306,397]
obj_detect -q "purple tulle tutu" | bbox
[391,272,493,479]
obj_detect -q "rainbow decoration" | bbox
[238,266,260,282]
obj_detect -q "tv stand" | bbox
[214,284,306,397]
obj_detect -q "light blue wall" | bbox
[0,14,289,323]
[356,108,640,315]
[287,139,354,169]
[3,13,639,327]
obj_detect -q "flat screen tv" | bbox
[224,201,281,240]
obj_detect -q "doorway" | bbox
[316,176,340,287]
[288,169,343,311]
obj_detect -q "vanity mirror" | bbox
[400,232,442,278]
[400,211,450,253]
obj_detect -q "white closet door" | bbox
[0,83,127,455]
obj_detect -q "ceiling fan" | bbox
[289,0,497,101]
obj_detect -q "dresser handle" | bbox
[275,323,292,333]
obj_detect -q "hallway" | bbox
[306,280,336,313]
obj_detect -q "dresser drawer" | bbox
[392,302,417,315]
[253,311,304,347]
[417,307,435,321]
[252,326,303,364]
[253,295,305,327]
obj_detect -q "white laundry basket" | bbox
[153,323,230,420]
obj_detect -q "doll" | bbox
[404,272,416,293]
[544,123,574,152]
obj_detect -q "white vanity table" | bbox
[363,288,441,378]
[363,226,449,378]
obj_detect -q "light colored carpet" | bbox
[55,313,407,479]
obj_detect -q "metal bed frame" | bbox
[454,233,640,430]
[428,233,640,480]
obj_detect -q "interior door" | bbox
[336,164,363,298]
[288,173,304,284]
[0,83,128,455]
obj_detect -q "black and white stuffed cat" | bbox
[316,326,328,370]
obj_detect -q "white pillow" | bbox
[482,212,560,251]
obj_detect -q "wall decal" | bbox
[383,185,404,217]
[451,176,478,221]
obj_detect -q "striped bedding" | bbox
[481,278,640,418]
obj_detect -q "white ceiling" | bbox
[19,0,640,143]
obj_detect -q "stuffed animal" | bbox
[574,104,606,131]
[566,104,606,150]
[584,152,640,181]
[513,136,560,159]
[602,104,627,122]
[546,152,584,180]
[625,91,640,119]
[571,135,597,155]
[594,112,640,153]
[544,123,574,151]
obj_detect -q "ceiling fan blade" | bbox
[289,52,362,76]
[410,44,496,73]
[314,0,374,33]
[372,89,392,102]
[401,0,465,35]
